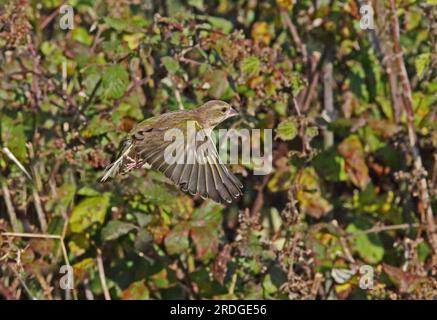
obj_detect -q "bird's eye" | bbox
[221,107,227,113]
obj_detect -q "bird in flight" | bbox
[100,100,243,204]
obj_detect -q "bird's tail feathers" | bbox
[100,143,133,182]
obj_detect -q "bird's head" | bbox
[195,100,239,128]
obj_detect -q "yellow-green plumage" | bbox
[101,100,243,204]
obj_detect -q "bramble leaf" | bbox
[102,65,129,99]
[70,195,110,233]
[101,221,137,241]
[276,118,298,141]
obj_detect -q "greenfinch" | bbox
[101,100,243,204]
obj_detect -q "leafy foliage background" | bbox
[0,0,436,300]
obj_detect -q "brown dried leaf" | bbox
[338,135,370,189]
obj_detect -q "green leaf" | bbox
[162,56,180,74]
[69,196,110,233]
[121,280,150,300]
[134,212,152,228]
[46,183,76,216]
[68,234,90,257]
[104,16,129,31]
[290,73,306,96]
[1,115,27,163]
[77,186,101,197]
[142,182,176,206]
[83,66,101,96]
[189,269,227,297]
[113,102,144,121]
[164,224,189,255]
[81,114,113,138]
[276,118,298,141]
[190,203,222,261]
[241,56,260,77]
[71,27,93,46]
[347,220,384,264]
[188,0,204,10]
[41,41,57,56]
[417,242,431,263]
[206,70,230,99]
[102,64,129,99]
[206,16,233,33]
[305,126,319,139]
[313,148,348,182]
[415,53,430,79]
[191,202,222,224]
[134,229,152,252]
[262,274,278,295]
[101,221,136,241]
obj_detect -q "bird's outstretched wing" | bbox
[134,125,243,204]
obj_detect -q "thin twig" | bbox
[8,265,37,300]
[62,60,68,99]
[27,143,48,233]
[48,175,74,300]
[389,0,437,258]
[301,53,321,111]
[91,25,103,53]
[250,174,271,217]
[375,0,402,121]
[310,272,323,299]
[2,232,71,271]
[1,232,61,239]
[227,273,237,296]
[1,179,19,232]
[39,6,60,30]
[346,223,421,238]
[280,9,308,64]
[322,58,334,149]
[1,232,78,300]
[281,7,318,112]
[176,45,204,66]
[28,37,42,109]
[365,223,422,234]
[79,78,102,115]
[96,248,111,300]
[32,189,47,232]
[292,97,302,117]
[28,144,48,233]
[339,236,355,263]
[83,277,95,300]
[174,84,184,110]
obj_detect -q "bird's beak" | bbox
[228,107,239,118]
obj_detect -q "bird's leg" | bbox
[124,155,145,171]
[124,155,138,171]
[134,158,145,169]
[126,155,136,163]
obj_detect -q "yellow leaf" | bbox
[251,22,272,45]
[296,168,332,218]
[123,33,144,50]
[276,0,293,11]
